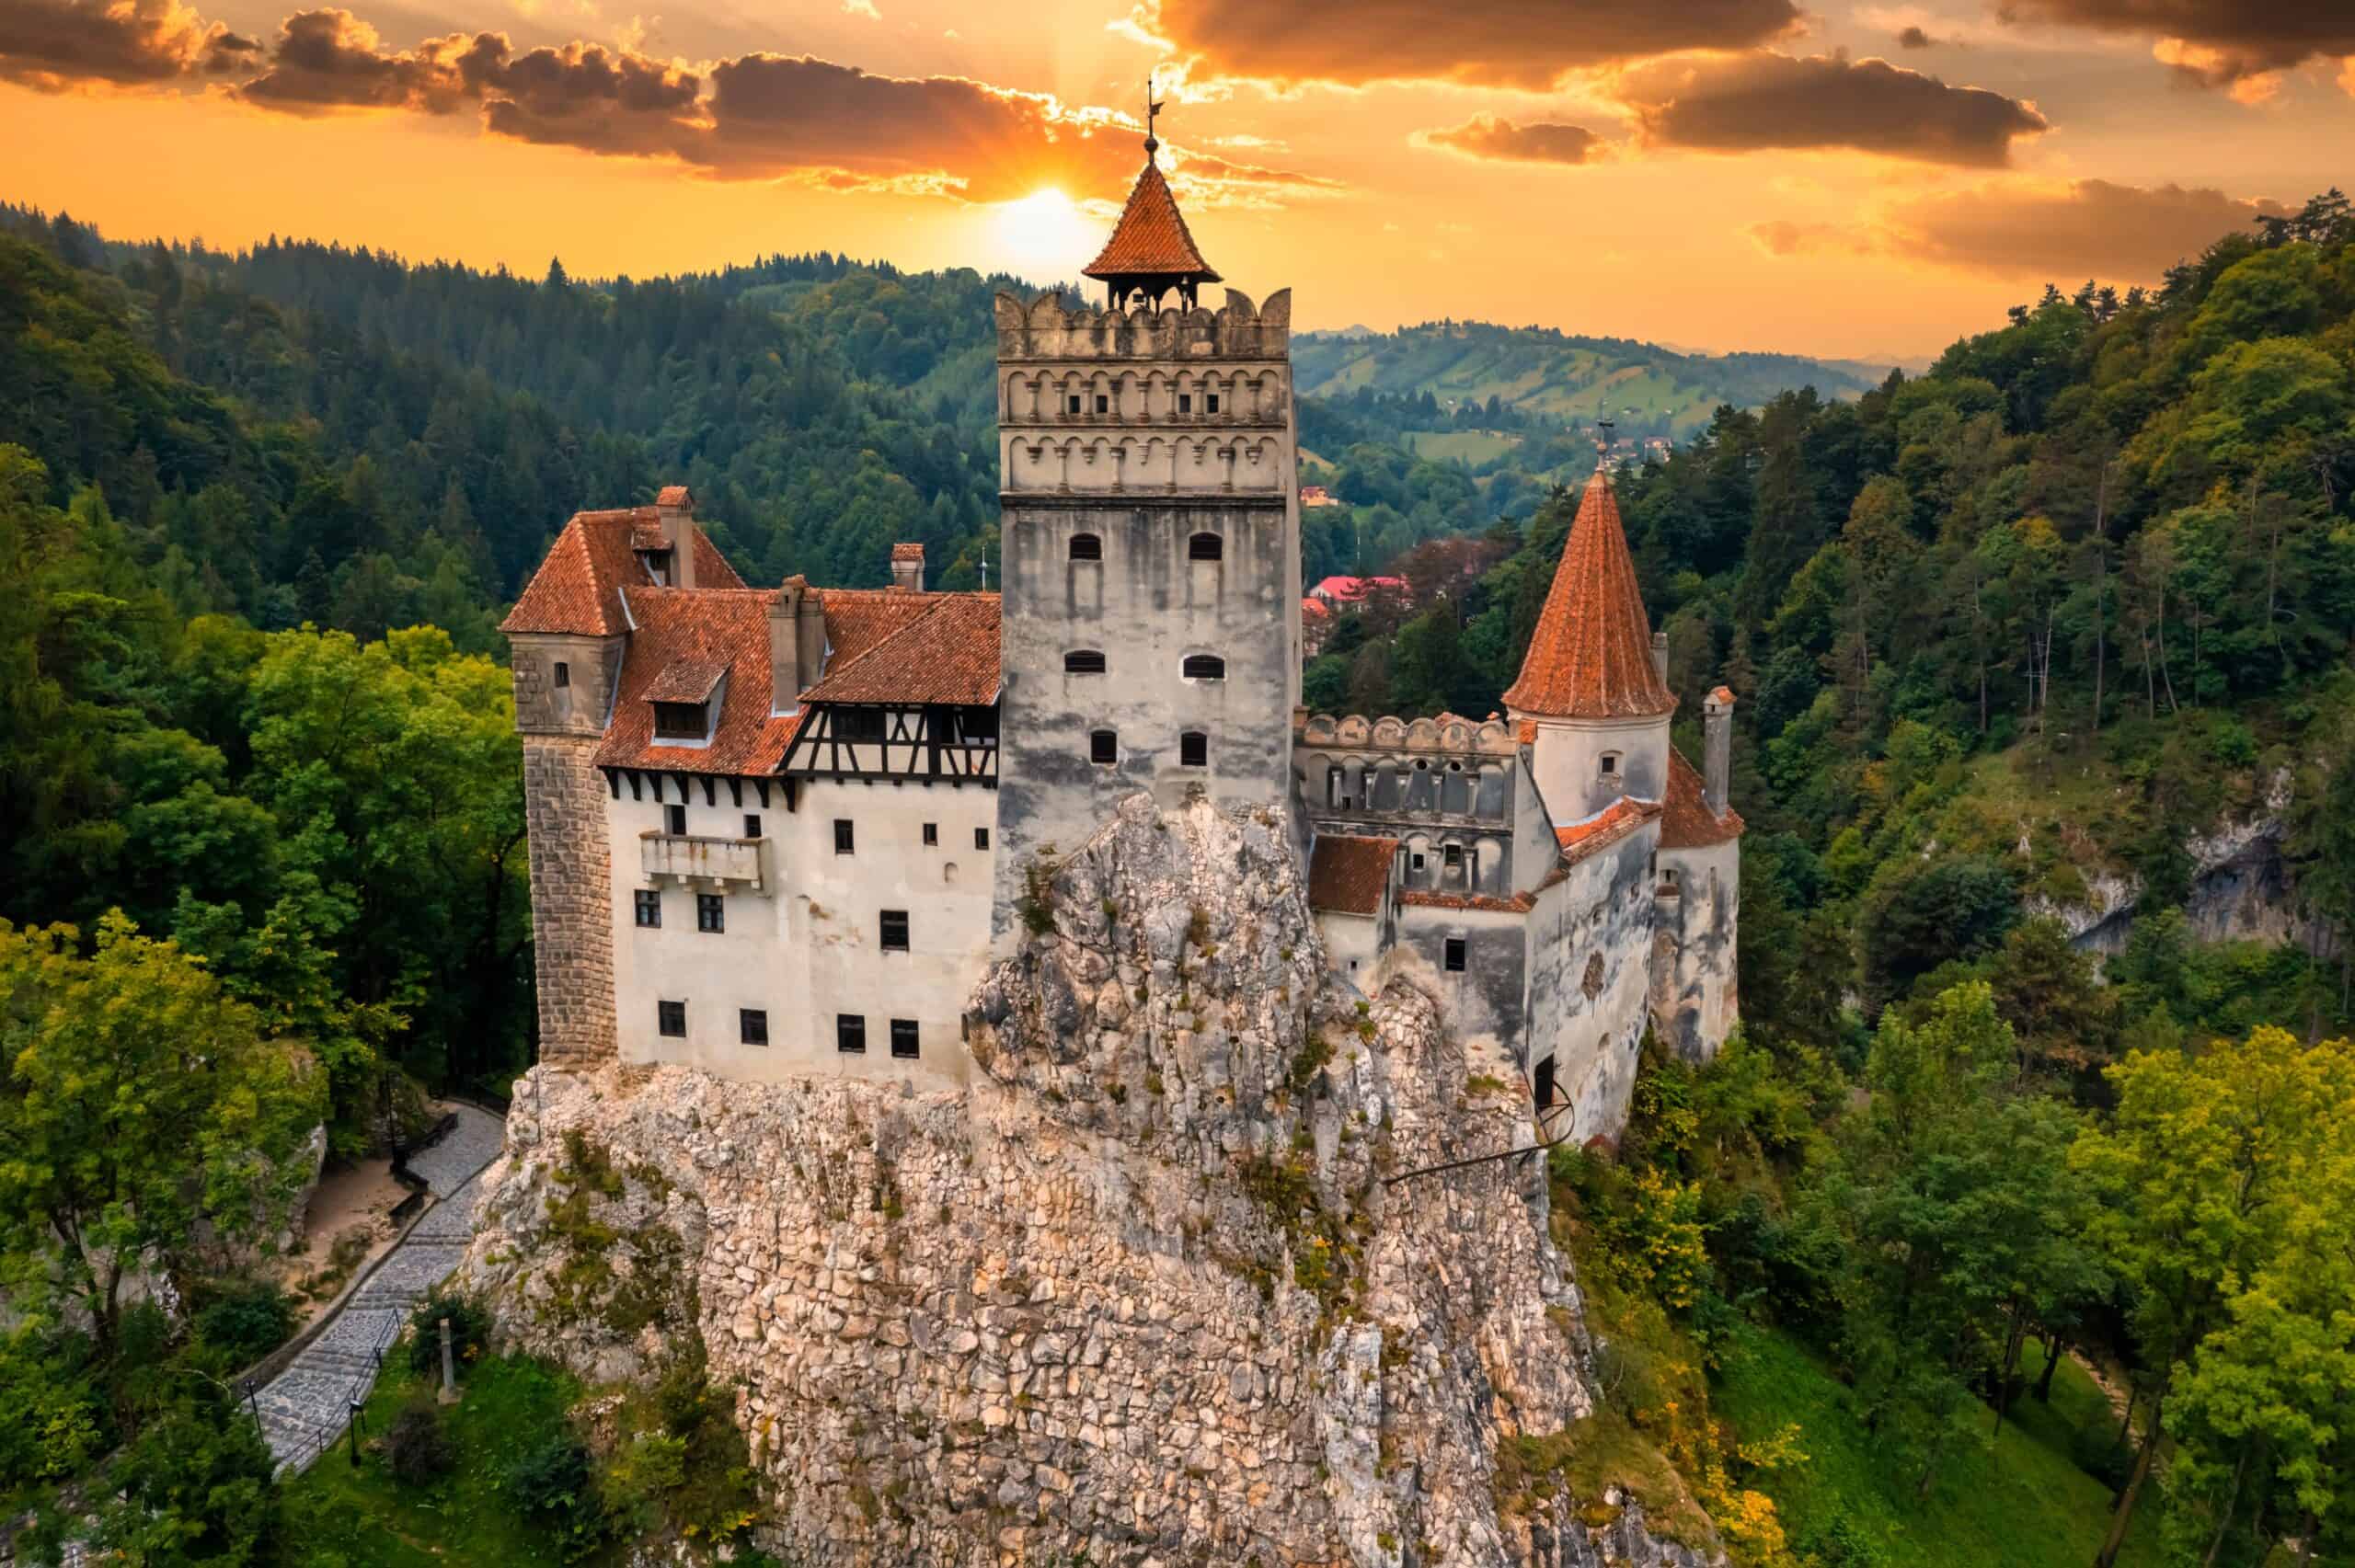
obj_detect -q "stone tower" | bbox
[1502,469,1677,823]
[988,126,1301,944]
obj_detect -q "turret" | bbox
[1501,470,1677,822]
[1704,686,1735,818]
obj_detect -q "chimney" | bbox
[656,485,696,589]
[890,542,925,591]
[1650,630,1669,688]
[768,578,803,712]
[1703,686,1735,818]
[796,578,828,688]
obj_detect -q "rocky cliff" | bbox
[458,795,1717,1566]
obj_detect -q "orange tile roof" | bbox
[500,506,745,637]
[1501,471,1677,721]
[1660,748,1744,850]
[1554,795,1662,864]
[890,543,925,563]
[1084,157,1221,282]
[1308,834,1397,916]
[595,589,800,774]
[1302,597,1331,618]
[1400,888,1537,915]
[642,657,728,704]
[799,593,1001,706]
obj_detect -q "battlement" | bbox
[994,288,1292,362]
[1294,712,1522,760]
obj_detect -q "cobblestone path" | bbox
[256,1105,503,1471]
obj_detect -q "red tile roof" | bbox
[799,593,1001,706]
[1400,889,1536,915]
[1302,597,1331,619]
[595,589,800,774]
[1555,795,1662,864]
[1084,158,1221,282]
[500,506,745,637]
[1308,834,1397,916]
[642,657,728,704]
[1660,748,1744,850]
[890,543,925,563]
[1501,471,1677,721]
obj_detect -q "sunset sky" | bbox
[5,0,2353,360]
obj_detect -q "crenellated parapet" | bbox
[994,287,1291,362]
[1295,712,1520,758]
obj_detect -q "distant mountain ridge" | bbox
[1294,320,1890,439]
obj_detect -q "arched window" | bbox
[1089,729,1118,765]
[1188,532,1223,562]
[1180,654,1224,681]
[1069,532,1102,561]
[1179,731,1208,767]
[1064,650,1107,674]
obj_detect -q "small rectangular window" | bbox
[696,893,725,933]
[1178,393,1192,413]
[1065,394,1081,414]
[744,814,762,839]
[1411,853,1427,872]
[890,1019,919,1059]
[664,803,687,835]
[553,660,570,689]
[658,1000,685,1037]
[1090,730,1118,765]
[1094,395,1109,414]
[1444,844,1464,869]
[880,910,909,951]
[975,827,991,850]
[1444,938,1466,972]
[1206,394,1221,414]
[834,819,855,855]
[634,890,661,929]
[740,1008,768,1047]
[652,701,706,738]
[1534,1055,1557,1109]
[836,1014,866,1054]
[1179,731,1208,768]
[922,822,938,847]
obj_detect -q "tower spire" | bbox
[1083,82,1220,310]
[1144,73,1164,160]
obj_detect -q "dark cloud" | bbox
[1994,2,2355,88]
[1896,25,1939,49]
[1616,51,2049,166]
[1419,115,1606,166]
[1147,0,1802,88]
[0,0,250,89]
[479,43,702,159]
[233,9,503,114]
[1752,179,2290,279]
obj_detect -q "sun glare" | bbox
[989,188,1100,280]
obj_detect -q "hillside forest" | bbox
[1,186,2353,1567]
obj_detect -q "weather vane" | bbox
[1145,73,1165,157]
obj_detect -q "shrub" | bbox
[407,1287,492,1378]
[509,1429,609,1560]
[385,1399,454,1487]
[193,1277,297,1368]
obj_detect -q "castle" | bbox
[501,132,1741,1142]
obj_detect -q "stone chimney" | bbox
[890,542,925,591]
[1650,631,1669,688]
[1703,686,1735,818]
[656,485,696,589]
[768,578,803,712]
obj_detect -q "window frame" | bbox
[1178,731,1208,768]
[743,813,762,839]
[836,1013,867,1054]
[922,822,938,847]
[889,1019,920,1059]
[1089,729,1118,766]
[695,892,725,934]
[833,818,855,855]
[1068,532,1102,562]
[658,1000,686,1037]
[879,910,910,952]
[553,660,570,689]
[975,827,991,851]
[651,700,707,739]
[663,802,687,836]
[740,1008,768,1047]
[634,889,661,929]
[1180,653,1225,681]
[1443,937,1467,973]
[1064,649,1107,675]
[1187,532,1223,562]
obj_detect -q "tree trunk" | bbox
[2097,1392,2165,1568]
[2035,1331,2063,1402]
[2202,1440,2251,1568]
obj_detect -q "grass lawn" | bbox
[277,1354,592,1568]
[1401,429,1522,464]
[1712,1325,2165,1567]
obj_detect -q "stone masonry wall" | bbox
[523,734,615,1067]
[461,795,1723,1567]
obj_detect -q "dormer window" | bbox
[640,547,674,585]
[652,701,708,739]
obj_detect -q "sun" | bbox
[988,188,1102,282]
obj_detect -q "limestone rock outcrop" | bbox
[459,795,1718,1566]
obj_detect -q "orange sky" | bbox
[5,0,2352,360]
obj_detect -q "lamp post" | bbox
[348,1397,364,1468]
[242,1377,260,1427]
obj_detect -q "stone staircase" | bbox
[258,1104,502,1471]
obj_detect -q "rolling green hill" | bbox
[1295,320,1887,438]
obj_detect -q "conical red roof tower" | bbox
[1084,92,1220,309]
[1502,470,1677,719]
